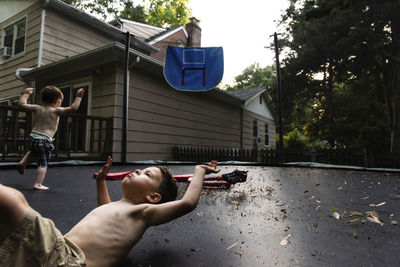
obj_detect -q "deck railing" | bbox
[0,106,112,161]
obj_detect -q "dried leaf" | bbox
[197,212,204,217]
[391,221,398,225]
[280,234,292,246]
[349,211,363,217]
[352,232,358,239]
[366,211,384,226]
[337,186,343,190]
[346,218,359,223]
[234,251,245,257]
[360,196,370,200]
[332,212,340,220]
[369,202,386,207]
[274,179,280,182]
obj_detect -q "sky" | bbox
[189,0,290,86]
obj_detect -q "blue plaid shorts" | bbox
[27,135,55,168]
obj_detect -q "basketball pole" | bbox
[274,32,284,164]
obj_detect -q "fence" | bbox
[0,106,113,161]
[173,146,277,164]
[173,146,400,168]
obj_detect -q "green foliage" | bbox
[146,0,192,27]
[61,0,192,27]
[61,0,119,20]
[282,128,329,151]
[119,1,147,23]
[226,63,276,91]
[277,0,398,152]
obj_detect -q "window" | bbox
[2,18,26,57]
[253,119,258,147]
[265,123,269,146]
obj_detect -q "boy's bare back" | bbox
[19,87,85,138]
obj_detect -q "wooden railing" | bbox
[0,106,112,161]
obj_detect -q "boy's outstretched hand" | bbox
[197,160,220,174]
[97,156,112,181]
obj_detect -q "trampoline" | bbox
[0,162,399,266]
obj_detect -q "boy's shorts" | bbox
[27,133,55,168]
[0,207,86,267]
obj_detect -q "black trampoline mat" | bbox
[1,164,399,266]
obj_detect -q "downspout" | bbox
[15,0,48,100]
[121,32,130,163]
[38,1,48,67]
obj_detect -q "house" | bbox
[226,87,275,150]
[0,0,275,162]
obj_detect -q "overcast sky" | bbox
[189,0,290,86]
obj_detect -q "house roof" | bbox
[226,87,266,103]
[109,18,165,42]
[43,0,158,53]
[109,18,187,45]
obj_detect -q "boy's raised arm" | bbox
[19,88,40,111]
[96,156,112,206]
[144,161,219,226]
[57,88,84,115]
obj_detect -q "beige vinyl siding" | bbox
[0,2,41,100]
[242,109,276,149]
[90,62,120,160]
[41,10,114,65]
[123,69,241,161]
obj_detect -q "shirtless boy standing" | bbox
[17,86,84,190]
[0,158,219,266]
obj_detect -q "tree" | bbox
[61,0,119,20]
[278,0,398,152]
[61,0,192,28]
[145,0,191,27]
[226,63,276,92]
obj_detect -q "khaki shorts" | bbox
[0,207,86,267]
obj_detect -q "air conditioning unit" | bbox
[0,47,12,58]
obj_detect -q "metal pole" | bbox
[274,32,284,163]
[122,32,130,163]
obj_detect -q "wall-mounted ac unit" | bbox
[0,47,12,58]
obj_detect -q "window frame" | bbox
[1,17,27,60]
[265,123,269,147]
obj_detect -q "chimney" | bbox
[185,17,201,47]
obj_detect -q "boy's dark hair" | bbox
[40,86,63,105]
[156,166,178,204]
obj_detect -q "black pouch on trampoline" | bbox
[164,46,224,91]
